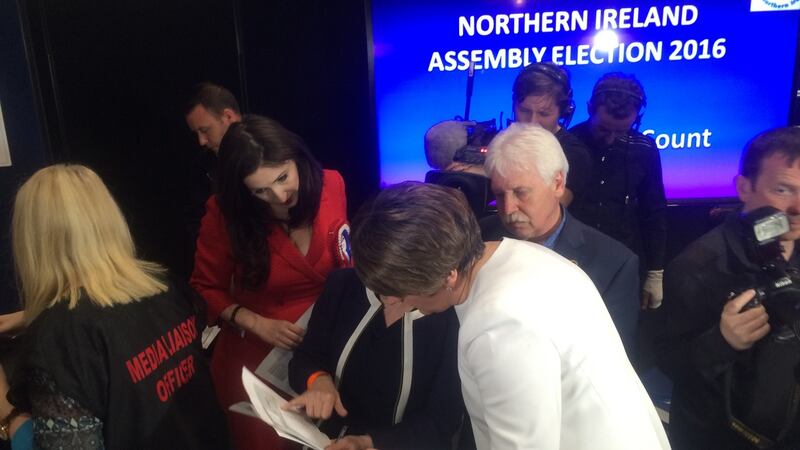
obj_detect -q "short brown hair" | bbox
[351,181,484,296]
[184,81,241,116]
[512,62,574,120]
[740,127,800,183]
[588,72,646,119]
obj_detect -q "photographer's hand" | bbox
[720,290,770,350]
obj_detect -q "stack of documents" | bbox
[234,367,331,450]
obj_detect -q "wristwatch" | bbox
[0,407,21,440]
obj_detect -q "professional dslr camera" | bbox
[452,119,498,165]
[738,206,800,326]
[724,206,800,447]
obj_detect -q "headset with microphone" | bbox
[514,62,576,128]
[589,79,648,130]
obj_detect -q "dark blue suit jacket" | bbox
[480,211,640,357]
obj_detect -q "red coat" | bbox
[191,169,350,450]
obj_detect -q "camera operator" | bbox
[659,127,800,449]
[512,62,591,207]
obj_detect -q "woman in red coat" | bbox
[190,115,350,450]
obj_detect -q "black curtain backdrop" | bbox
[0,0,48,313]
[2,0,378,305]
[9,0,243,288]
[238,0,379,216]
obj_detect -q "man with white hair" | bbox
[481,123,640,357]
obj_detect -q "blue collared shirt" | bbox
[541,206,567,250]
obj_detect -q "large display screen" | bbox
[371,0,800,200]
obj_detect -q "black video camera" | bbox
[738,206,800,325]
[452,119,498,166]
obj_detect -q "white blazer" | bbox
[455,239,670,450]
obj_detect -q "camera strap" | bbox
[724,366,800,448]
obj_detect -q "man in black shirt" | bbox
[570,73,667,309]
[511,62,592,207]
[181,82,243,277]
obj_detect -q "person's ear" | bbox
[553,171,566,195]
[445,269,458,291]
[220,108,238,123]
[380,295,403,307]
[736,174,754,203]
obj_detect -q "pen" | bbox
[336,425,348,442]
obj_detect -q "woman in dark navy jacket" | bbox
[287,269,467,450]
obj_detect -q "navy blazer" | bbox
[288,269,467,449]
[480,211,640,357]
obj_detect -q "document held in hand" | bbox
[254,305,314,396]
[239,367,332,450]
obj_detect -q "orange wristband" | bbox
[306,371,330,391]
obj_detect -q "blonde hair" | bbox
[12,164,166,324]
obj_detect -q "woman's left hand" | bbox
[248,314,305,350]
[325,435,374,450]
[0,311,24,336]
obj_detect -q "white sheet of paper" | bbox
[241,367,331,450]
[230,400,310,447]
[229,401,260,419]
[254,305,314,396]
[201,325,221,350]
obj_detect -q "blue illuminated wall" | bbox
[371,0,800,200]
